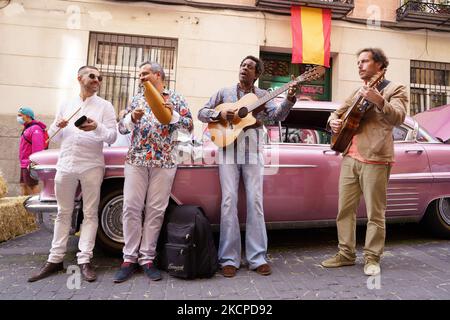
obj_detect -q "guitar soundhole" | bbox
[238,107,248,118]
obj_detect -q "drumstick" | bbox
[46,106,82,143]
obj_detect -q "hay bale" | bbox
[0,174,7,198]
[0,196,37,242]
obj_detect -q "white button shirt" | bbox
[48,94,117,174]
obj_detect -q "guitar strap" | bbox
[377,79,391,93]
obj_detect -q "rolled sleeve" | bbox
[170,110,180,124]
[265,98,295,122]
[119,113,135,133]
[198,90,223,123]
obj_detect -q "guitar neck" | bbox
[246,81,294,113]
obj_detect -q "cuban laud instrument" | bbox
[330,68,386,153]
[46,106,82,143]
[142,81,172,125]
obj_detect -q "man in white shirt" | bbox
[28,66,117,283]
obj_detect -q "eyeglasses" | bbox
[88,73,103,82]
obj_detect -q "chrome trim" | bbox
[412,120,419,141]
[388,186,417,190]
[170,194,182,205]
[265,164,318,168]
[103,176,125,180]
[33,164,126,171]
[387,203,418,207]
[386,208,418,212]
[178,165,218,169]
[211,215,421,231]
[24,195,58,214]
[104,165,126,169]
[32,165,56,171]
[25,195,81,234]
[389,173,434,181]
[387,197,419,201]
[25,195,81,214]
[431,172,450,181]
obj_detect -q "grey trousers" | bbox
[122,163,177,265]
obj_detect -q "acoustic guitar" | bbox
[330,69,386,153]
[208,66,325,148]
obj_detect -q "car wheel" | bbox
[97,187,124,255]
[422,198,450,238]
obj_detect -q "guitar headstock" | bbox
[295,66,326,84]
[368,68,386,88]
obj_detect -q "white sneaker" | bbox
[364,260,381,276]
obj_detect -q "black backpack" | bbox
[156,205,218,279]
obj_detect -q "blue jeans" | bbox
[218,160,268,270]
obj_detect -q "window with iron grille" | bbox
[87,32,178,115]
[410,60,450,115]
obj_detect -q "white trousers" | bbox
[49,167,104,264]
[122,163,177,265]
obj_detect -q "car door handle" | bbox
[323,150,339,155]
[405,149,423,154]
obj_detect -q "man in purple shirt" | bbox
[198,55,298,277]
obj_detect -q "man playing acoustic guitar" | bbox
[198,55,298,277]
[322,48,408,276]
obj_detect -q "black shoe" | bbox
[113,262,138,283]
[142,263,162,281]
[28,262,64,282]
[79,263,97,282]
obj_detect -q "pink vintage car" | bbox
[25,101,450,253]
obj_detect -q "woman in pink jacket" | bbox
[18,107,47,195]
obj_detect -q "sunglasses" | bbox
[88,73,103,82]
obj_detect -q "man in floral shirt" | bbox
[114,61,193,283]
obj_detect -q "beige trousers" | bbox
[336,156,391,262]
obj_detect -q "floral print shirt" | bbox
[118,88,193,168]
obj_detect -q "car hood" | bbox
[414,104,450,142]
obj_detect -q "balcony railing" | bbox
[255,0,354,18]
[396,1,450,26]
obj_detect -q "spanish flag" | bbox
[291,6,331,67]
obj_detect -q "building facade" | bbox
[1,0,450,194]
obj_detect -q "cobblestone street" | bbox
[0,224,449,301]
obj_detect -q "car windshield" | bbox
[266,108,443,145]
